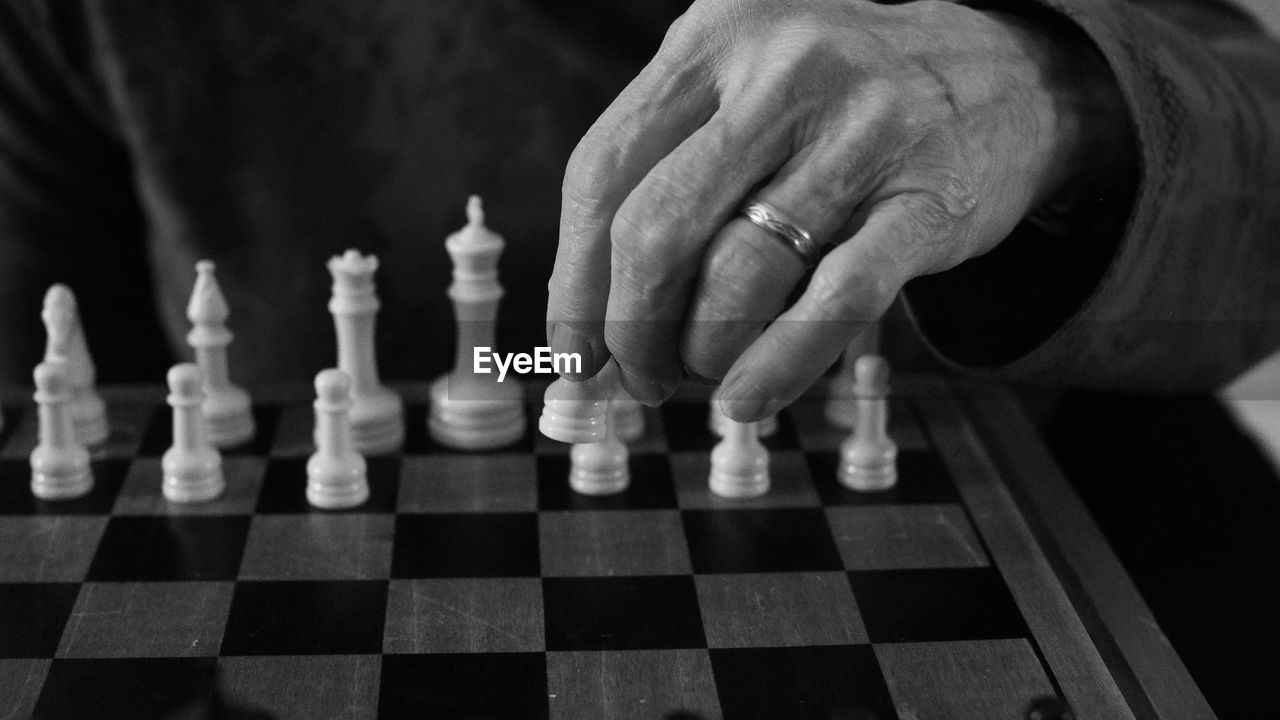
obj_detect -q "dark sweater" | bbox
[0,0,1277,390]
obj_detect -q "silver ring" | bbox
[739,200,822,268]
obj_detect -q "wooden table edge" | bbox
[953,379,1217,720]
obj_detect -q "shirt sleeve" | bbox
[901,0,1280,392]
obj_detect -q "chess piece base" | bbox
[204,388,256,448]
[839,443,898,492]
[569,440,629,496]
[839,463,897,492]
[162,449,225,503]
[709,471,770,499]
[429,375,526,451]
[30,448,93,501]
[709,441,770,499]
[306,455,369,509]
[350,387,405,455]
[72,394,109,446]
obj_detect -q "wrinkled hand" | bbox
[548,0,1112,419]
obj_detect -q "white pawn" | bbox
[307,369,369,510]
[186,260,255,448]
[569,364,628,495]
[539,374,608,444]
[708,402,778,439]
[30,361,93,500]
[709,411,770,499]
[328,249,405,454]
[839,355,898,491]
[42,285,107,445]
[162,364,225,503]
[611,387,645,443]
[825,324,881,429]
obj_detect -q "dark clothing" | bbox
[0,0,1277,388]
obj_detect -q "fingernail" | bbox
[618,366,676,407]
[550,324,596,379]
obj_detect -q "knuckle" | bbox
[609,209,685,308]
[806,267,894,322]
[562,132,624,211]
[898,186,972,247]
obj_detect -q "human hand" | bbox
[547,0,1125,419]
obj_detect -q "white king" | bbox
[429,196,526,450]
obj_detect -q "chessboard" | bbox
[0,376,1208,720]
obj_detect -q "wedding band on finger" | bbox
[739,200,823,268]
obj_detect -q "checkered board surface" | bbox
[0,377,1140,720]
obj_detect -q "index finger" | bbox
[547,20,718,380]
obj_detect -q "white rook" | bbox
[328,249,404,454]
[186,260,255,448]
[429,196,526,450]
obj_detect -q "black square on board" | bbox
[661,401,800,452]
[710,646,896,720]
[379,653,548,720]
[137,405,280,456]
[220,580,387,655]
[537,454,677,511]
[0,458,129,515]
[256,456,399,513]
[34,657,223,720]
[848,567,1030,643]
[543,576,705,651]
[86,515,249,581]
[392,513,540,578]
[0,583,79,658]
[682,508,843,574]
[809,449,958,506]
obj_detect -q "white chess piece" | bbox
[30,361,93,500]
[429,197,526,450]
[162,363,225,503]
[307,369,369,509]
[568,364,629,495]
[838,355,898,491]
[709,412,770,499]
[539,374,608,444]
[569,410,630,496]
[708,401,778,438]
[328,249,404,454]
[611,387,645,443]
[42,285,107,445]
[187,260,255,448]
[825,324,881,429]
